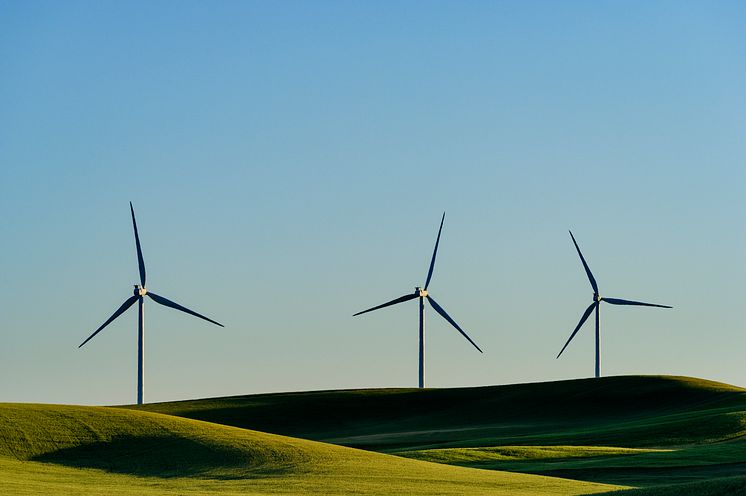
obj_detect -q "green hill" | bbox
[599,476,746,496]
[136,375,746,449]
[4,375,746,494]
[0,403,618,495]
[135,375,746,489]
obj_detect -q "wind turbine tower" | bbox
[353,212,482,388]
[557,231,672,378]
[79,203,223,404]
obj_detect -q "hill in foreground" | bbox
[0,403,619,495]
[135,375,746,488]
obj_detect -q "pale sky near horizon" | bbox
[1,1,744,405]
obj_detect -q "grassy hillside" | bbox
[136,376,746,449]
[598,476,746,496]
[0,403,619,495]
[135,375,746,488]
[4,375,745,494]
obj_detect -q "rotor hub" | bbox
[594,293,602,302]
[416,287,428,297]
[134,285,148,297]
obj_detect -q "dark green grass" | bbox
[3,375,744,494]
[135,376,746,449]
[0,403,619,495]
[399,442,746,487]
[135,375,746,488]
[598,476,746,495]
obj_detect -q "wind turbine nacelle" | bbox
[416,287,428,297]
[134,285,148,297]
[594,293,602,302]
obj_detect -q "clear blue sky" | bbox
[1,1,744,405]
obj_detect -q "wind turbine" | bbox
[353,212,482,388]
[79,202,223,404]
[557,230,672,378]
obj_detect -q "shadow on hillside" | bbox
[32,435,294,479]
[537,461,746,488]
[157,376,746,450]
[594,474,746,495]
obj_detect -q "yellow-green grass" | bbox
[397,446,670,464]
[134,375,746,488]
[0,403,621,495]
[4,375,744,494]
[396,442,746,487]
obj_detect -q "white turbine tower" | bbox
[353,212,482,388]
[79,202,223,404]
[557,230,672,377]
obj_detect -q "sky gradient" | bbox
[1,1,744,405]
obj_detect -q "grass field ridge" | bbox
[135,375,746,449]
[0,401,621,495]
[133,374,746,490]
[4,374,746,494]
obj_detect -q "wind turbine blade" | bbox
[602,297,672,308]
[130,202,146,287]
[426,295,482,353]
[556,302,596,359]
[79,295,139,348]
[569,231,598,294]
[353,293,418,317]
[147,292,224,327]
[424,212,445,290]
